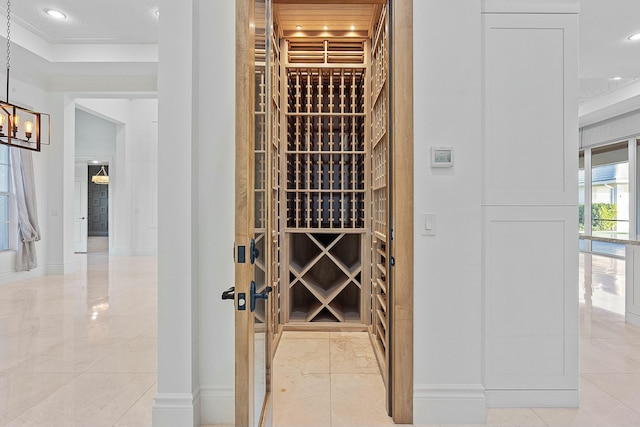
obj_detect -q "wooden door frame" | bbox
[389,0,413,423]
[236,0,257,426]
[235,0,413,425]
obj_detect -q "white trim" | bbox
[482,0,579,14]
[152,391,201,427]
[131,248,158,256]
[46,260,77,275]
[112,249,132,256]
[579,81,640,128]
[199,386,235,425]
[627,311,640,327]
[629,139,637,240]
[414,384,486,425]
[485,389,578,407]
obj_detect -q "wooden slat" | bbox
[235,0,255,425]
[390,0,414,423]
[274,3,379,37]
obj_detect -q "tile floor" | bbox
[0,238,157,427]
[1,245,640,426]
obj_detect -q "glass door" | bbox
[235,0,273,426]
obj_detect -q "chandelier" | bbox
[91,166,109,185]
[0,0,50,151]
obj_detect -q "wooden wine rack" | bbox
[288,232,362,323]
[284,67,366,229]
[281,37,370,327]
[370,5,389,383]
[254,21,282,326]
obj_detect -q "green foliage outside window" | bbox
[579,203,618,231]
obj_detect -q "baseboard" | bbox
[199,386,234,425]
[111,249,132,256]
[46,260,77,275]
[131,248,158,256]
[152,390,201,427]
[626,311,640,327]
[414,384,486,424]
[486,388,579,407]
[0,267,46,286]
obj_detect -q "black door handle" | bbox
[250,281,272,312]
[221,286,235,300]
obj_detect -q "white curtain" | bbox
[10,147,40,271]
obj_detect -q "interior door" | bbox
[235,0,273,426]
[74,162,88,252]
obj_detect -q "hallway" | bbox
[1,249,640,426]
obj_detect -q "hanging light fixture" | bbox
[0,0,50,151]
[91,166,109,185]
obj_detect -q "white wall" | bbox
[412,0,485,423]
[154,0,580,425]
[75,98,158,256]
[75,109,117,158]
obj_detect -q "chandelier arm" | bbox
[5,0,9,103]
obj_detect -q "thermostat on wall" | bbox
[431,147,454,168]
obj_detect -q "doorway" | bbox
[74,161,112,253]
[236,0,414,425]
[87,165,110,236]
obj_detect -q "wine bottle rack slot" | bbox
[287,232,362,323]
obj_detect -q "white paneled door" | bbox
[74,163,88,253]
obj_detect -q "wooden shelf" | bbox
[286,232,362,325]
[369,4,389,384]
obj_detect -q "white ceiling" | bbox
[1,0,640,107]
[0,0,159,44]
[579,0,640,79]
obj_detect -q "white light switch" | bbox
[422,213,436,236]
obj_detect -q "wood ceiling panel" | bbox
[273,2,381,38]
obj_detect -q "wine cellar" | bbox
[254,0,391,381]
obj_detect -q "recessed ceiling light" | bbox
[44,8,67,20]
[350,25,356,31]
[629,32,640,41]
[155,9,159,17]
[611,76,623,81]
[296,25,302,30]
[323,26,329,30]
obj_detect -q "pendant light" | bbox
[91,165,109,185]
[0,0,50,151]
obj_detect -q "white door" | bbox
[74,163,88,252]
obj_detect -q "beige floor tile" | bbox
[330,332,379,374]
[4,373,156,427]
[113,382,156,427]
[581,372,640,412]
[280,331,331,339]
[273,337,330,374]
[88,337,157,373]
[0,372,77,425]
[7,337,124,374]
[0,335,64,371]
[580,339,640,373]
[273,372,331,427]
[486,408,547,426]
[534,376,640,427]
[330,373,393,427]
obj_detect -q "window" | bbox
[0,145,9,250]
[591,143,629,241]
[579,151,584,235]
